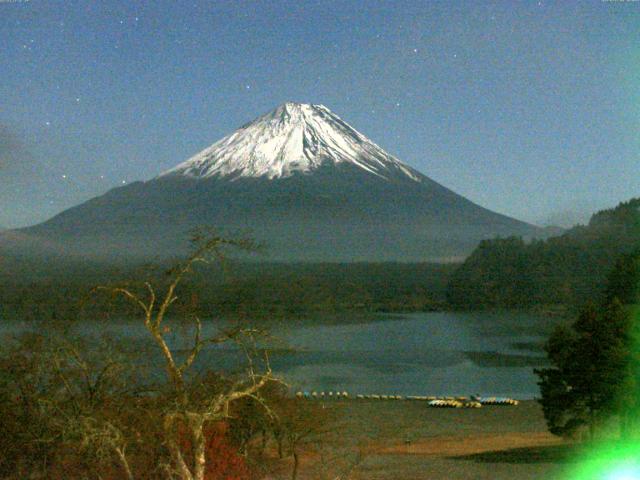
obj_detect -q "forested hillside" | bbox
[0,260,455,322]
[446,198,640,310]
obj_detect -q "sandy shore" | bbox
[279,399,572,480]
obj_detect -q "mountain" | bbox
[446,198,640,309]
[162,102,422,182]
[12,102,543,262]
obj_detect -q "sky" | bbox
[1,0,638,229]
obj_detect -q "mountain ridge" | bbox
[7,103,544,262]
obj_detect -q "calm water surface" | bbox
[269,312,553,399]
[1,312,555,399]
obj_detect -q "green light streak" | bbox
[565,442,640,480]
[563,298,640,479]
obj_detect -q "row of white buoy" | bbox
[475,396,519,406]
[294,391,518,407]
[355,394,404,400]
[295,391,350,399]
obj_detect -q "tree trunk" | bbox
[588,397,596,441]
[115,447,135,480]
[277,434,284,459]
[261,429,267,452]
[291,451,300,480]
[164,414,194,480]
[620,410,627,440]
[192,417,206,480]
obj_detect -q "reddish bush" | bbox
[46,421,250,480]
[178,421,251,480]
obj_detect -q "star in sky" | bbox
[0,0,636,230]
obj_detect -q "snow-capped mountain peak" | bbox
[160,102,421,181]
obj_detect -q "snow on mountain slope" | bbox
[12,101,546,262]
[160,102,422,182]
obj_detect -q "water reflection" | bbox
[0,311,555,399]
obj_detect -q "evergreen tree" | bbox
[606,251,640,438]
[536,300,631,439]
[447,198,640,310]
[536,251,640,440]
[605,250,640,305]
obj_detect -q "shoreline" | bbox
[280,399,568,480]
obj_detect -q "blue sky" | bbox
[1,0,638,228]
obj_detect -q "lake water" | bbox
[0,311,555,399]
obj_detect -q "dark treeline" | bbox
[7,198,639,321]
[536,249,640,440]
[0,260,456,323]
[446,198,640,310]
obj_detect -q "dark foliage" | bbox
[0,331,326,479]
[447,198,640,309]
[0,261,456,323]
[535,250,640,439]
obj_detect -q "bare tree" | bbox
[0,331,145,479]
[96,233,279,480]
[280,401,331,480]
[77,417,135,480]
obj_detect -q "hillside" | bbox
[446,198,640,309]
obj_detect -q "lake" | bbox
[0,311,555,399]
